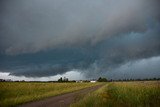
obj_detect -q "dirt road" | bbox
[18,84,103,107]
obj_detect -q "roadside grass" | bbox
[70,81,160,107]
[0,82,101,107]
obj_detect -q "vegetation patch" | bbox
[0,82,101,107]
[70,81,160,107]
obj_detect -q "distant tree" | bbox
[98,77,102,81]
[58,77,63,82]
[63,77,69,82]
[58,77,69,82]
[97,77,107,82]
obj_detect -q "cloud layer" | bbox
[0,0,160,79]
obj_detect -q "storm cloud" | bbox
[0,0,160,79]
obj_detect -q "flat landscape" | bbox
[18,84,103,107]
[71,81,160,107]
[1,0,160,107]
[0,82,102,107]
[0,81,159,107]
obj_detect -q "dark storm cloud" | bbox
[105,56,160,80]
[0,0,160,54]
[84,25,160,78]
[0,0,160,79]
[0,47,97,77]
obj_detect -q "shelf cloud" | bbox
[0,0,160,80]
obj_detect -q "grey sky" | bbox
[0,0,160,80]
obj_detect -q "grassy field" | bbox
[71,81,160,107]
[0,82,101,107]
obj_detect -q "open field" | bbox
[1,81,159,107]
[19,85,103,107]
[0,82,102,107]
[71,81,160,107]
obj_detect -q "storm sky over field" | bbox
[0,0,160,80]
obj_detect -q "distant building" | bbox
[76,80,83,83]
[90,80,96,83]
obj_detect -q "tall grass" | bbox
[0,82,100,107]
[70,81,160,107]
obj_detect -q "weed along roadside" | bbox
[70,81,160,107]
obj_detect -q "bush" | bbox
[97,77,107,82]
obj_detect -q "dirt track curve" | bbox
[18,84,103,107]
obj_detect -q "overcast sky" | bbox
[0,0,160,81]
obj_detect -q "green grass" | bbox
[70,81,160,107]
[0,82,101,107]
